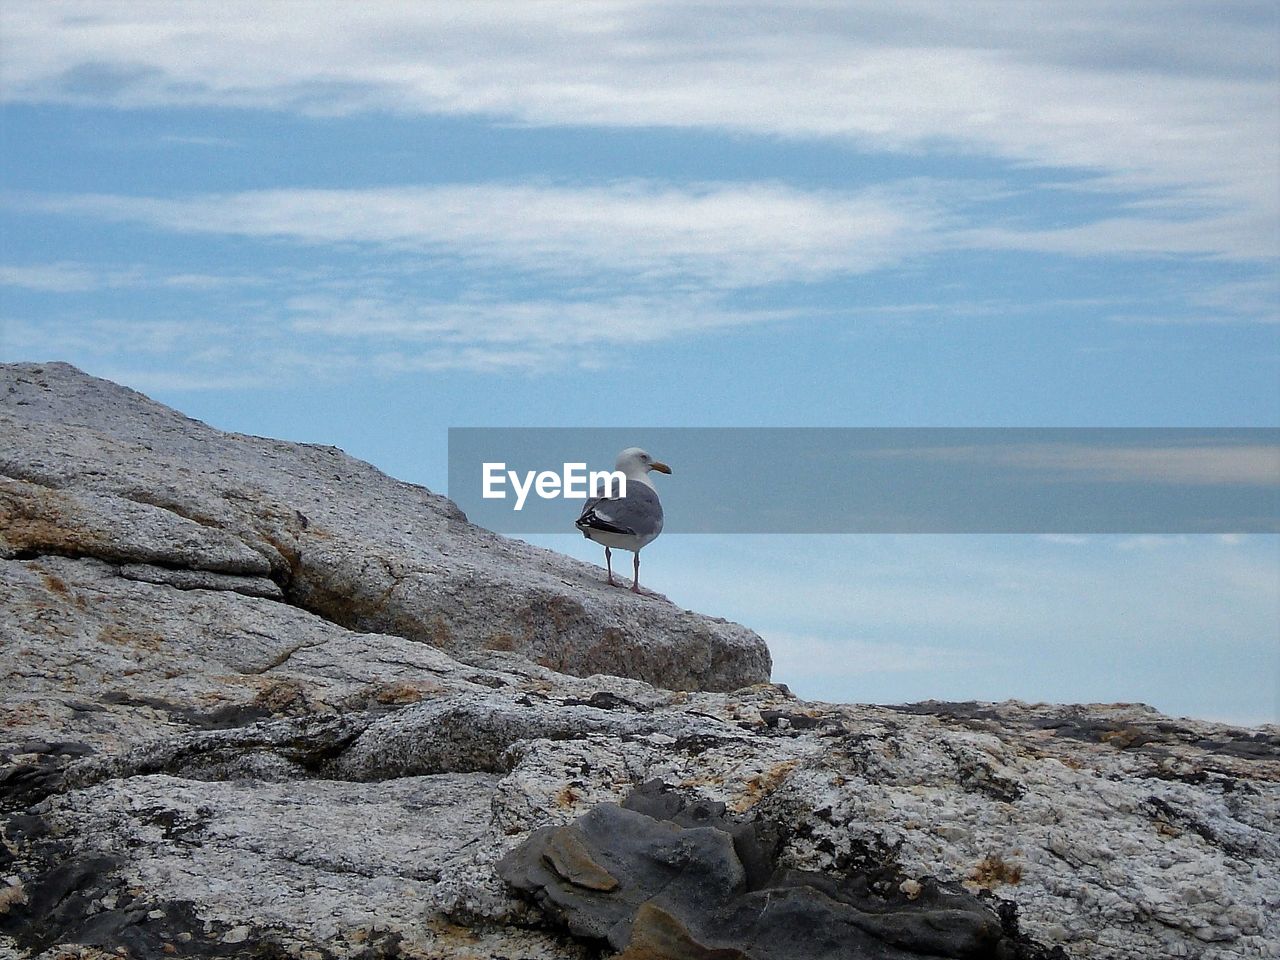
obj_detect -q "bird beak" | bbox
[649,461,672,474]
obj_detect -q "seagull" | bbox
[575,447,670,593]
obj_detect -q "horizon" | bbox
[1,3,1277,725]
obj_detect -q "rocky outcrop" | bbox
[2,363,1277,959]
[0,362,768,693]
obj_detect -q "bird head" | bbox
[616,447,672,478]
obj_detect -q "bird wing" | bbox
[575,483,663,539]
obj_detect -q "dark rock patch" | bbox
[670,732,735,754]
[1194,732,1280,761]
[0,824,225,958]
[101,690,274,730]
[0,812,407,959]
[945,749,1026,803]
[888,701,1008,724]
[500,782,1058,959]
[563,691,651,712]
[0,742,89,813]
[1142,795,1261,858]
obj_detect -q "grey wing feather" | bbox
[576,484,663,538]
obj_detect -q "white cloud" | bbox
[20,181,949,288]
[1007,443,1280,486]
[871,441,1280,486]
[0,261,262,292]
[2,283,790,378]
[17,170,1277,284]
[2,1,1275,255]
[155,134,238,147]
[4,315,226,359]
[285,292,795,347]
[961,210,1278,263]
[86,368,269,392]
[1116,534,1188,551]
[0,262,122,292]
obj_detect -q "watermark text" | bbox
[482,462,626,511]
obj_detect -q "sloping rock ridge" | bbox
[0,362,769,693]
[1,363,1277,959]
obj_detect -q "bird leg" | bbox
[631,551,641,593]
[604,547,617,586]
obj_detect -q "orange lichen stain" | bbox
[96,624,165,652]
[424,916,482,944]
[0,880,28,913]
[1099,727,1147,749]
[555,784,582,807]
[728,760,801,813]
[372,681,427,705]
[968,853,1024,889]
[256,530,301,571]
[41,573,70,596]
[1,702,54,731]
[253,678,312,714]
[513,677,556,698]
[483,631,516,652]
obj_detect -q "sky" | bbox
[1,2,1277,724]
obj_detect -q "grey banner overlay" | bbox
[447,428,1280,534]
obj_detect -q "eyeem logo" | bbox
[483,462,625,511]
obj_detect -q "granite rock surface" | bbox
[1,363,1277,960]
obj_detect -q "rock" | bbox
[117,563,285,600]
[2,362,1278,959]
[0,477,272,576]
[6,646,1276,960]
[499,783,1024,958]
[0,362,770,693]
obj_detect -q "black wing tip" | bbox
[576,512,634,537]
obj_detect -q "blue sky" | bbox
[1,2,1277,723]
